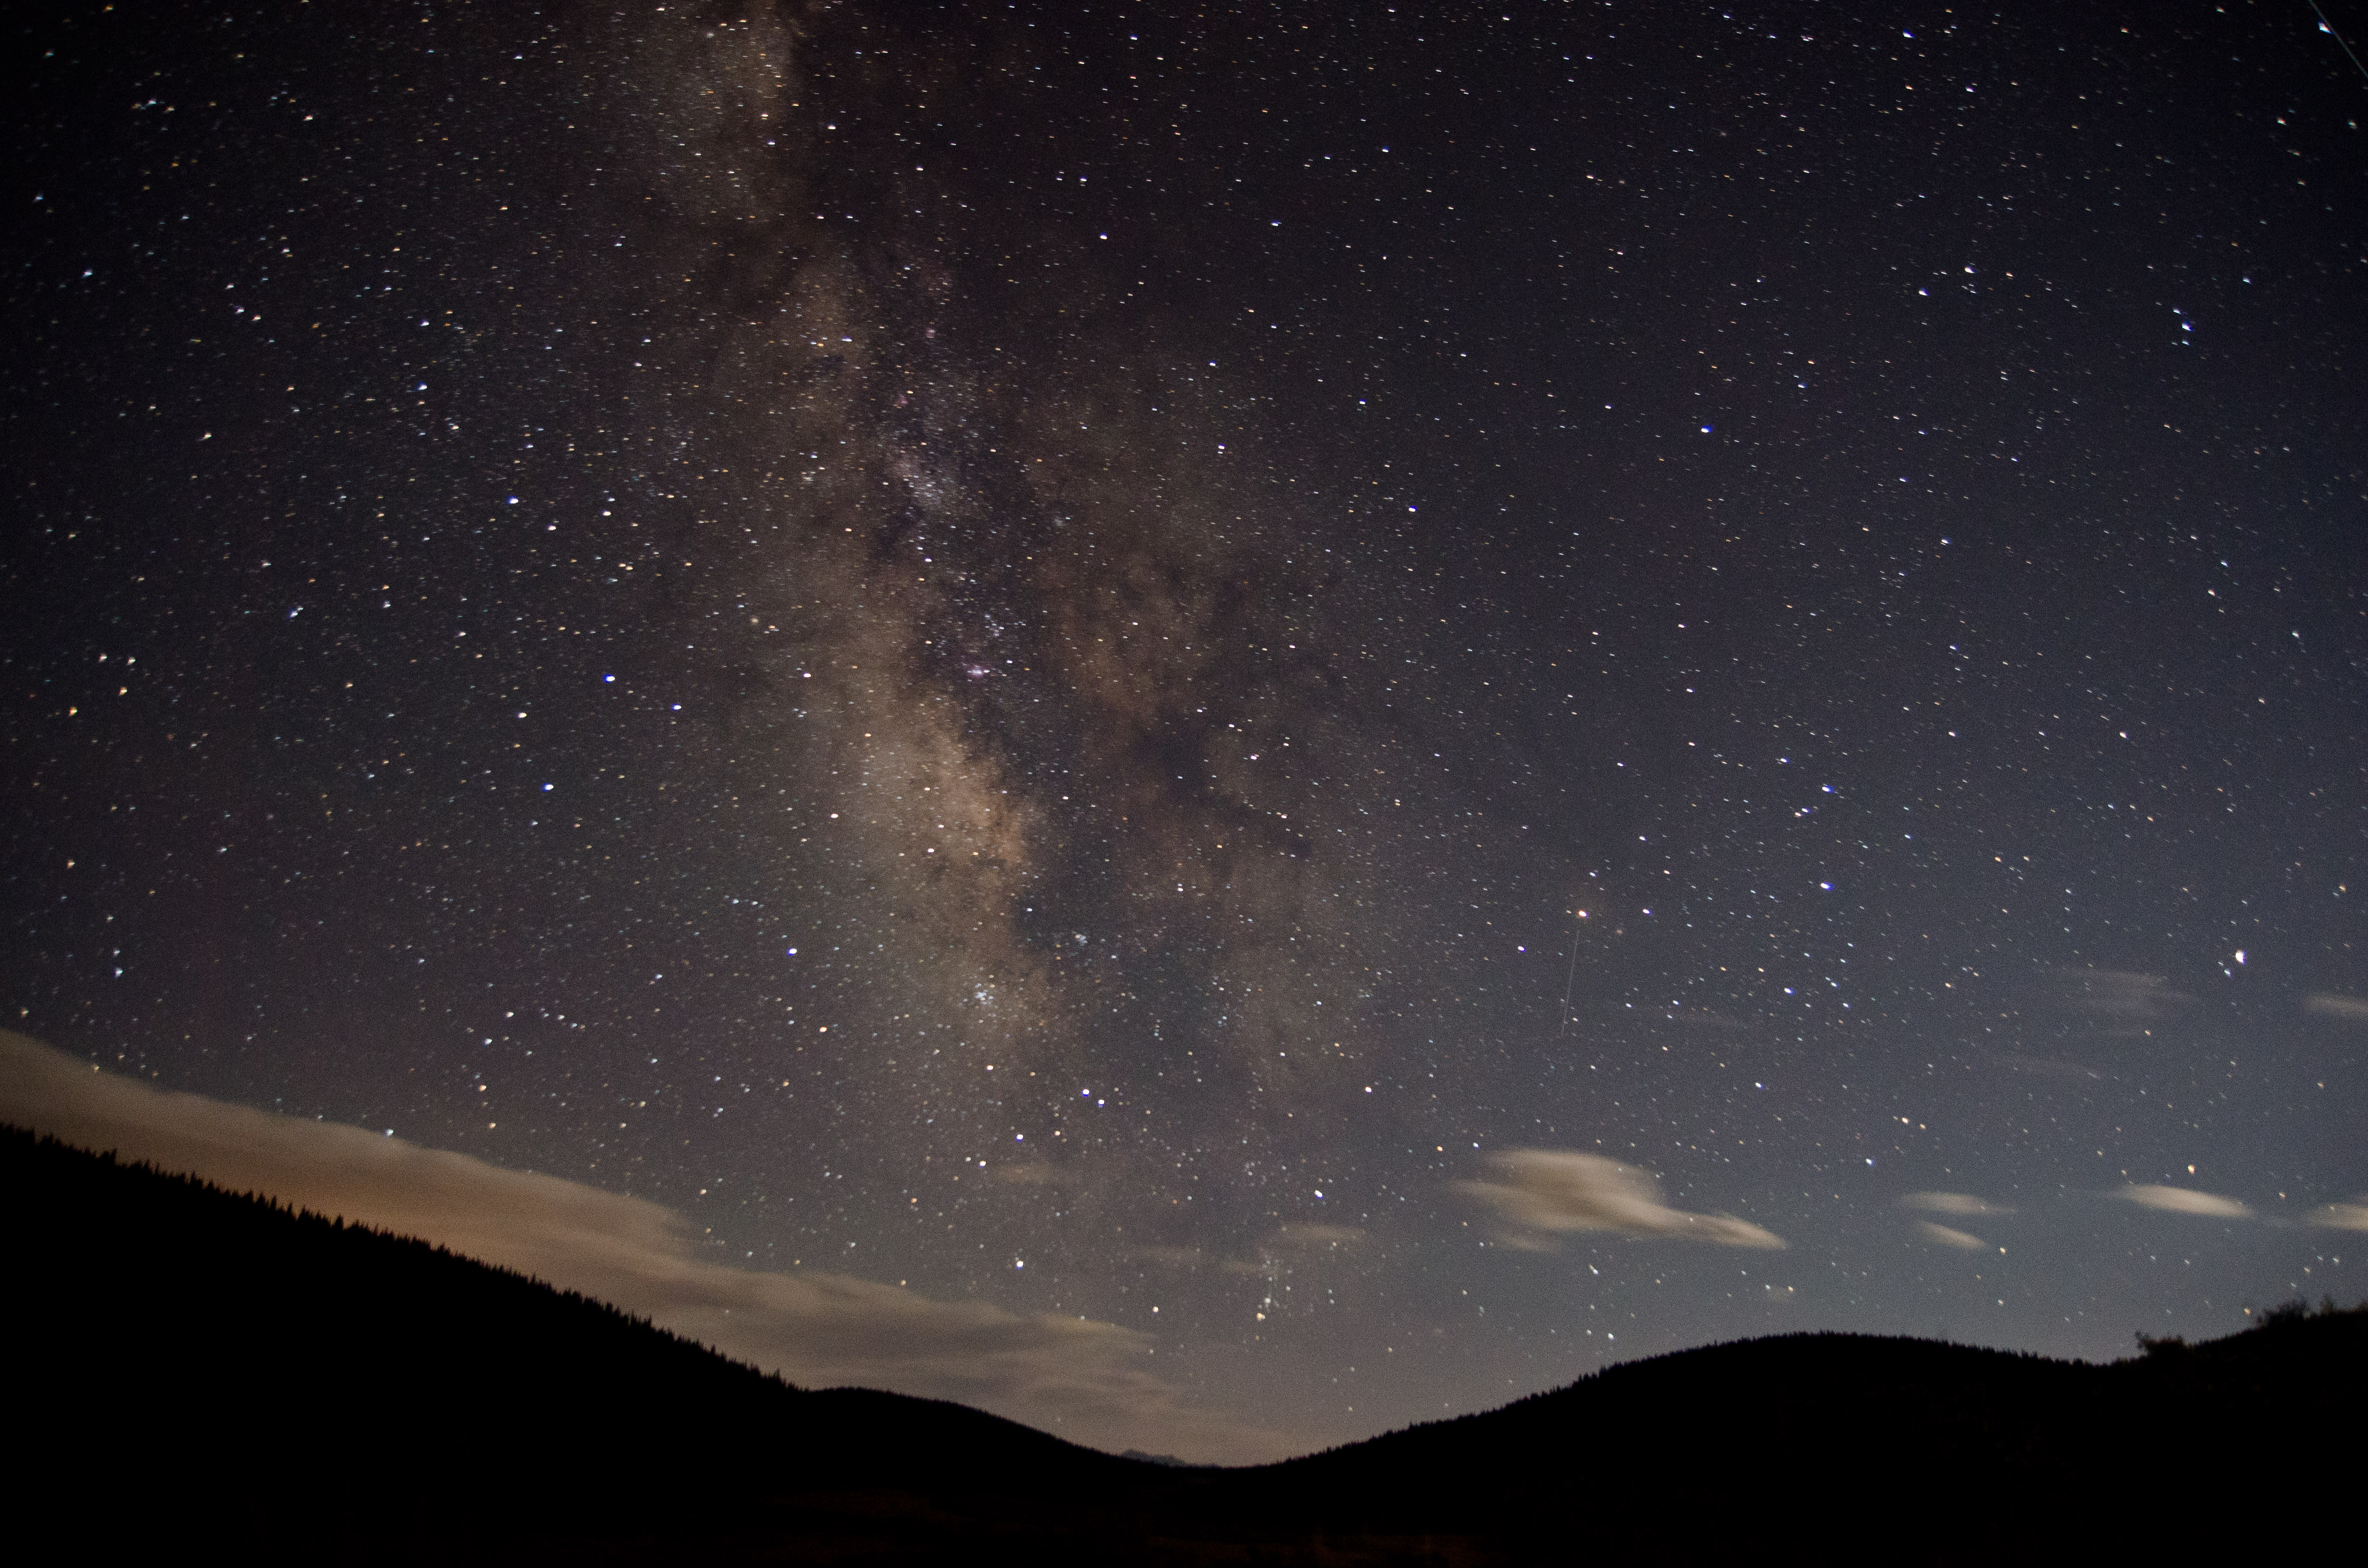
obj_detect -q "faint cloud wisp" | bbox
[2047,968,2191,1022]
[1899,1192,2015,1216]
[1457,1149,1784,1250]
[2303,992,2368,1023]
[0,1031,1278,1463]
[2114,1183,2254,1219]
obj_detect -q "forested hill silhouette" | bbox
[6,1126,1141,1557]
[12,1125,2361,1563]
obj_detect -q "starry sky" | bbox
[6,1,2366,1459]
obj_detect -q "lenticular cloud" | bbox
[1458,1149,1784,1250]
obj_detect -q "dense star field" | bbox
[5,2,2364,1458]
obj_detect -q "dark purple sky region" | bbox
[6,1,2365,1456]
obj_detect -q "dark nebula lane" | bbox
[5,1,2364,1458]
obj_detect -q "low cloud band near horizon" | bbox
[0,1030,1283,1464]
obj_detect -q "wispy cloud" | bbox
[1914,1221,1988,1250]
[2303,992,2368,1023]
[2114,1183,2253,1220]
[0,1031,1283,1464]
[2047,968,2190,1022]
[1899,1191,2014,1216]
[2307,1200,2368,1232]
[1457,1149,1784,1250]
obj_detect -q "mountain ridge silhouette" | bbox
[11,1124,2357,1562]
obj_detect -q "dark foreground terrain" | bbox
[10,1126,2359,1563]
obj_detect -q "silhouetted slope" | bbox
[3,1127,1139,1559]
[10,1124,2361,1564]
[1204,1305,2366,1558]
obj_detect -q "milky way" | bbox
[612,12,1480,1277]
[7,2,2365,1458]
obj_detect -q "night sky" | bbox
[7,1,2366,1459]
